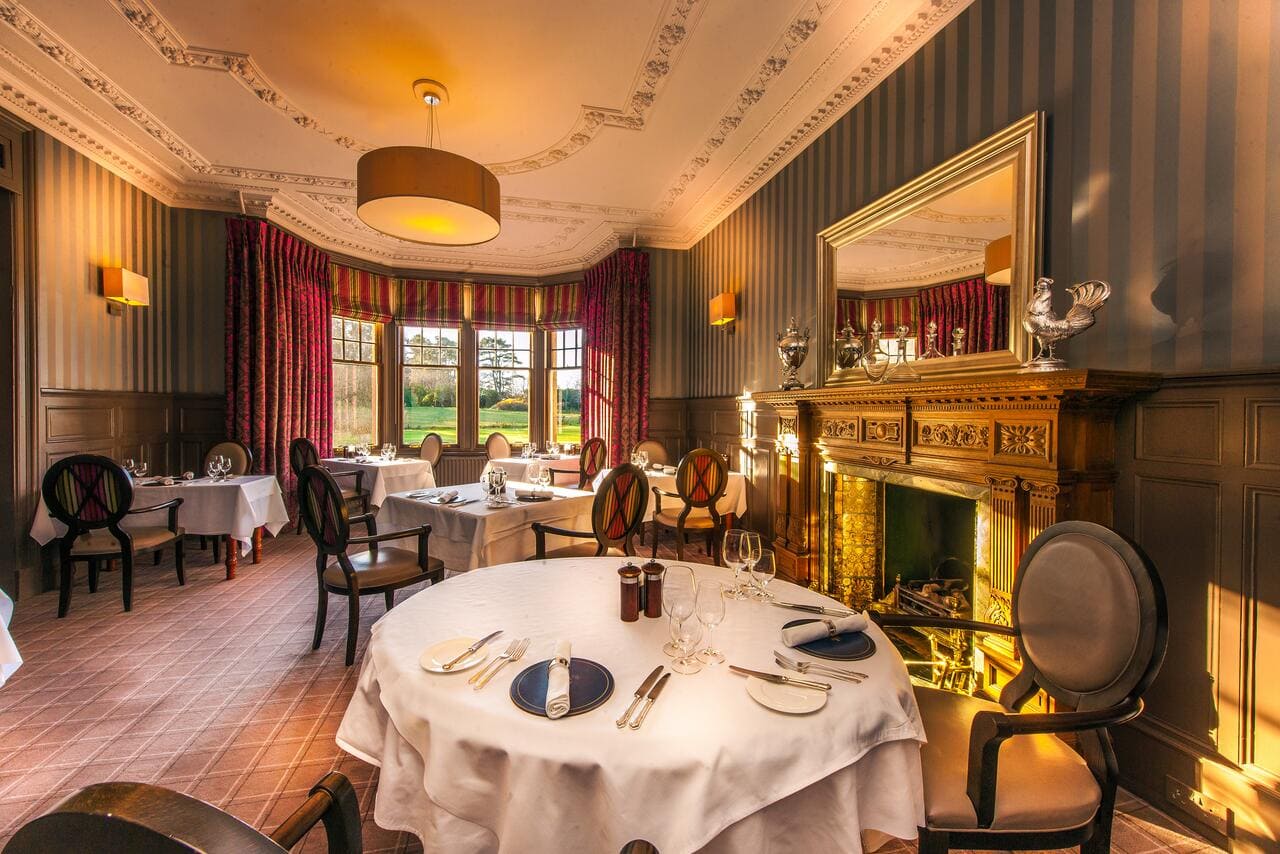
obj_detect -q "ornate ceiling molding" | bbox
[837,254,984,288]
[911,207,1010,225]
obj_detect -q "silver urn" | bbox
[834,322,865,369]
[776,317,811,390]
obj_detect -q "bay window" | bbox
[476,328,531,444]
[402,325,460,446]
[549,328,583,444]
[332,316,379,447]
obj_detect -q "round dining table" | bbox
[337,558,925,853]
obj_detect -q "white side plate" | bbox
[745,676,828,714]
[419,637,488,674]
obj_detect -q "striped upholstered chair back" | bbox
[592,463,649,552]
[289,437,321,479]
[577,437,609,489]
[41,455,133,536]
[297,465,352,556]
[675,448,728,510]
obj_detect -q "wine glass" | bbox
[538,466,554,491]
[123,457,136,474]
[694,581,726,664]
[661,565,697,656]
[740,531,762,591]
[387,444,397,461]
[637,450,649,469]
[749,549,777,600]
[670,616,703,675]
[134,459,148,478]
[206,457,219,480]
[526,460,544,490]
[219,455,233,480]
[722,529,746,599]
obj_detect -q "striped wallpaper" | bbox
[647,247,690,399]
[34,135,224,394]
[681,0,1280,398]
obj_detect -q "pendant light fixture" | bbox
[357,79,501,245]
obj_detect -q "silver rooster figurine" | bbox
[1019,276,1112,372]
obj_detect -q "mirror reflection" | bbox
[832,164,1014,370]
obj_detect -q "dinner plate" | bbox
[782,619,877,661]
[744,675,828,714]
[515,493,553,503]
[419,637,489,674]
[509,658,614,718]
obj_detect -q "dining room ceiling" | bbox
[0,0,970,275]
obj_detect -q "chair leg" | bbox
[57,555,73,618]
[650,526,659,559]
[212,536,221,564]
[174,539,185,586]
[345,594,360,666]
[296,513,304,535]
[199,535,207,551]
[121,551,135,612]
[153,550,162,566]
[384,590,394,611]
[87,560,99,593]
[313,584,328,650]
[1082,808,1115,853]
[916,828,949,854]
[676,527,686,561]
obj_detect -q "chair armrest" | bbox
[269,771,361,853]
[347,512,377,533]
[329,469,366,493]
[531,520,593,559]
[348,524,431,547]
[128,498,183,514]
[965,697,1144,827]
[652,487,680,499]
[870,613,1019,636]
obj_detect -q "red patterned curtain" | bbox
[400,278,464,324]
[330,264,394,322]
[917,278,1009,354]
[225,219,332,507]
[582,249,650,466]
[473,284,536,330]
[540,282,582,329]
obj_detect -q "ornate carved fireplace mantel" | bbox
[754,369,1160,591]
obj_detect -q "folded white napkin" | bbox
[545,640,572,719]
[429,489,459,504]
[780,611,870,648]
[160,477,176,486]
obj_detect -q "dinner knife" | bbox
[728,665,832,692]
[769,601,856,618]
[616,666,664,728]
[441,630,503,671]
[628,673,671,730]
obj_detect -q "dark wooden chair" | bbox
[530,464,649,559]
[872,521,1168,853]
[2,771,361,853]
[632,438,670,467]
[484,431,511,460]
[290,437,368,534]
[41,454,185,617]
[549,436,608,490]
[199,440,255,562]
[649,448,728,564]
[418,431,443,468]
[299,465,444,666]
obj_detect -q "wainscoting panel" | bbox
[685,397,778,545]
[1114,370,1280,851]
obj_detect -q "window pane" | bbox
[344,319,359,340]
[551,367,581,444]
[361,322,376,342]
[343,341,359,361]
[333,362,377,448]
[361,343,375,362]
[331,316,343,337]
[478,369,529,445]
[403,366,457,446]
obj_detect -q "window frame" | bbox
[399,323,462,449]
[330,315,381,450]
[475,326,533,447]
[547,327,583,445]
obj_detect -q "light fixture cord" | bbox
[425,101,442,150]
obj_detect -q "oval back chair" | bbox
[632,439,670,467]
[552,436,609,490]
[419,432,444,468]
[204,440,253,476]
[877,520,1168,853]
[649,448,728,563]
[2,772,362,854]
[298,465,442,665]
[41,454,184,617]
[289,437,367,533]
[531,463,649,559]
[484,432,511,461]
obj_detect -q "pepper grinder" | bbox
[618,562,641,622]
[641,559,665,618]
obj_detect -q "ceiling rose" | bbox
[356,79,501,246]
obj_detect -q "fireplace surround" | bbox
[755,369,1158,697]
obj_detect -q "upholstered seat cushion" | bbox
[529,542,627,560]
[72,526,183,556]
[323,548,443,590]
[916,686,1101,832]
[653,510,719,530]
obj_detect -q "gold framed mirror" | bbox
[817,112,1044,384]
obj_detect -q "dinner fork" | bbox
[773,651,866,682]
[468,639,520,685]
[473,638,530,690]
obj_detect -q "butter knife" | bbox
[770,601,856,618]
[628,673,671,730]
[616,666,664,728]
[441,630,502,671]
[729,665,832,691]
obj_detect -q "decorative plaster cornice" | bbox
[837,255,985,288]
[911,207,1010,225]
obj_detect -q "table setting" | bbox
[323,444,436,508]
[336,553,926,853]
[486,447,582,485]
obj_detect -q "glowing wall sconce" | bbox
[102,267,149,316]
[709,291,737,334]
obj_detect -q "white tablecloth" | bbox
[0,589,20,688]
[377,482,595,572]
[337,559,925,853]
[595,468,749,521]
[29,475,290,556]
[487,456,580,484]
[323,458,436,508]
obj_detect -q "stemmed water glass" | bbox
[219,454,232,480]
[526,460,545,491]
[670,616,703,675]
[749,549,776,600]
[206,456,219,480]
[538,467,554,491]
[722,529,754,599]
[740,531,762,594]
[661,565,696,656]
[134,459,148,478]
[123,458,136,475]
[694,581,726,664]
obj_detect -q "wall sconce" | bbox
[102,267,149,316]
[709,291,736,334]
[984,235,1011,285]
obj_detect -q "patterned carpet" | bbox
[0,530,1217,853]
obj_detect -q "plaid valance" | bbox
[844,295,920,335]
[330,264,395,323]
[540,282,582,329]
[473,283,535,330]
[400,278,464,325]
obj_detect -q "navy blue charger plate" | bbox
[509,658,614,718]
[783,619,877,661]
